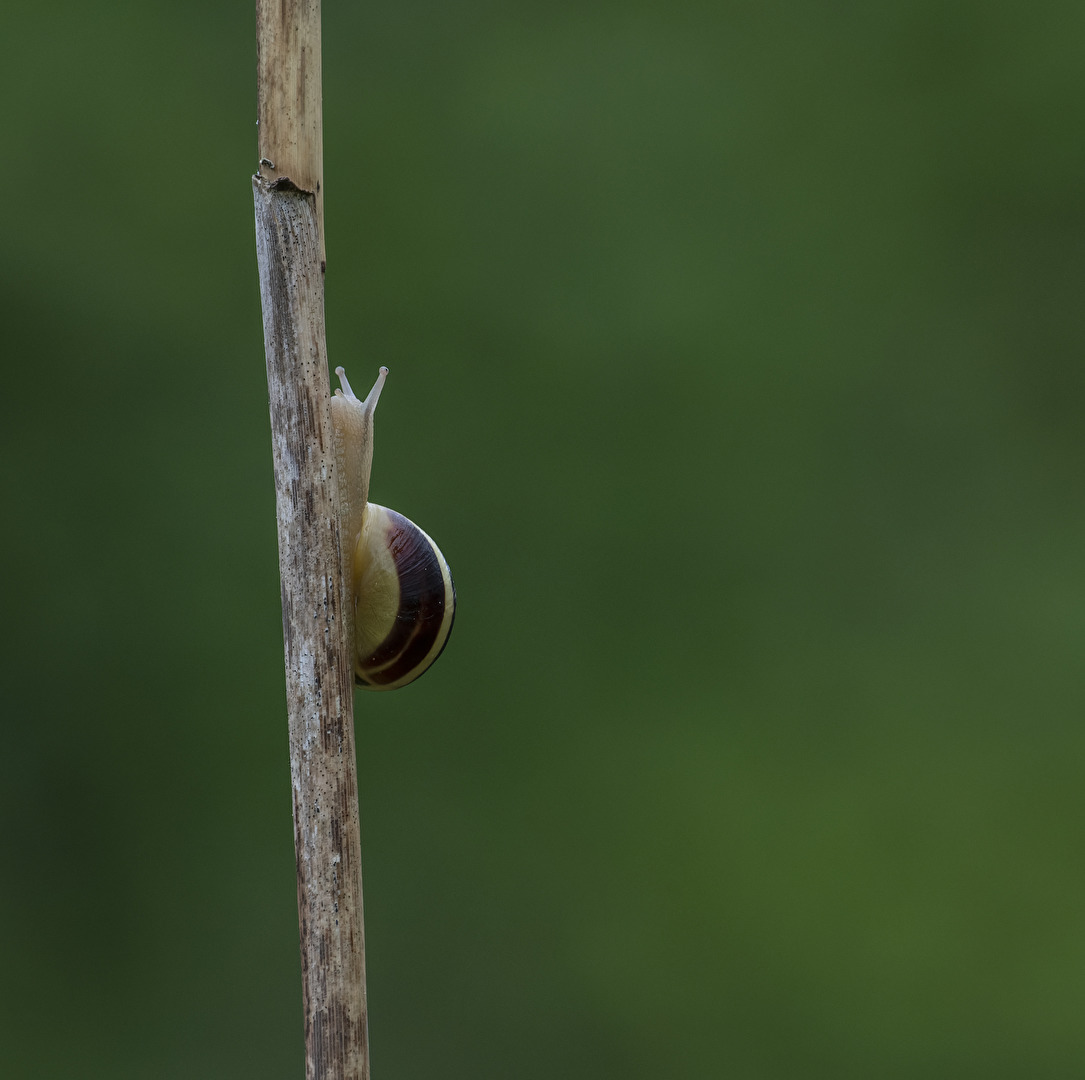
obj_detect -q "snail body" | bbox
[330,366,455,690]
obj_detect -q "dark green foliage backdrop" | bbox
[3,1,1085,1076]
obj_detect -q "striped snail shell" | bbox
[330,366,456,691]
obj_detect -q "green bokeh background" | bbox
[4,1,1085,1076]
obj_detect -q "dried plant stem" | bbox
[254,1,369,1077]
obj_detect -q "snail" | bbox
[330,365,456,690]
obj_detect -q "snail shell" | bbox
[331,366,456,691]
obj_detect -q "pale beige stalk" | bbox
[253,1,369,1076]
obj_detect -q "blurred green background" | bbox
[3,1,1085,1076]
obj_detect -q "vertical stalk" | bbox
[254,2,369,1077]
